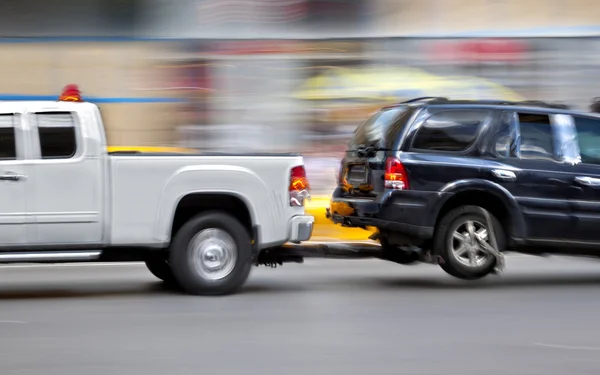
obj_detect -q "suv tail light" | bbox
[384,157,410,190]
[337,161,345,185]
[289,165,310,206]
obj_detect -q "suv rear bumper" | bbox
[327,189,435,239]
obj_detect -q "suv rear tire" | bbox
[433,205,505,280]
[169,212,253,296]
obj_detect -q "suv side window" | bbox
[494,112,518,157]
[34,112,77,159]
[572,115,600,165]
[0,115,17,160]
[516,113,555,161]
[411,109,489,152]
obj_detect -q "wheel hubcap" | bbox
[189,228,237,281]
[450,220,491,267]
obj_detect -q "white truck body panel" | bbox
[109,155,306,247]
[0,100,312,250]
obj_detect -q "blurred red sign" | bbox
[430,39,528,62]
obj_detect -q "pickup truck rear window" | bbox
[348,106,412,151]
[0,115,17,160]
[34,112,77,159]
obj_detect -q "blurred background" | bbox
[3,0,600,194]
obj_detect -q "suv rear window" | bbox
[411,109,490,152]
[348,106,413,150]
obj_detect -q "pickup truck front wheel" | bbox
[169,212,252,296]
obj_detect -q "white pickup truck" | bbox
[0,87,314,295]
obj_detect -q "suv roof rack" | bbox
[400,97,449,104]
[402,97,571,110]
[511,100,571,110]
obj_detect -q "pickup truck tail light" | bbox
[289,165,310,206]
[384,157,410,190]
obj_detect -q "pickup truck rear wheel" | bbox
[169,212,252,296]
[433,205,505,280]
[144,252,177,285]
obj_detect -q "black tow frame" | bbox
[256,242,382,267]
[255,225,506,274]
[255,241,444,268]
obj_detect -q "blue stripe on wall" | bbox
[0,37,171,43]
[0,95,185,104]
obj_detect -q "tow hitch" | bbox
[256,206,506,276]
[255,242,383,268]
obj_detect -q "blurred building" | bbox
[1,0,600,151]
[373,0,600,37]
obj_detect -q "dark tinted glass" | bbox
[0,115,17,160]
[36,113,77,159]
[517,113,554,161]
[412,110,489,152]
[573,115,600,165]
[494,112,518,157]
[349,106,411,150]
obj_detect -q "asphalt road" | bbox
[2,255,600,375]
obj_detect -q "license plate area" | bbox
[346,164,369,187]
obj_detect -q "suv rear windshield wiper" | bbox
[355,145,378,158]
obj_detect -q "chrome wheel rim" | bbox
[450,219,491,267]
[189,228,237,281]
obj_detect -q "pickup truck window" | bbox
[516,113,555,161]
[34,112,77,159]
[573,115,600,165]
[0,115,17,160]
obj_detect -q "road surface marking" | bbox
[533,342,600,351]
[0,320,26,324]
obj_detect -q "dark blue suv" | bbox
[327,97,600,280]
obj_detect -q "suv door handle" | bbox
[574,176,600,187]
[491,169,517,181]
[0,172,26,181]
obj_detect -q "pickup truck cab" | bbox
[0,85,314,295]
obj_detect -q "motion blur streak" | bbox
[0,0,597,215]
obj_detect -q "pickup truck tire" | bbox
[434,205,505,280]
[168,212,253,296]
[144,252,177,285]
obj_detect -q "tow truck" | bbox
[0,84,317,296]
